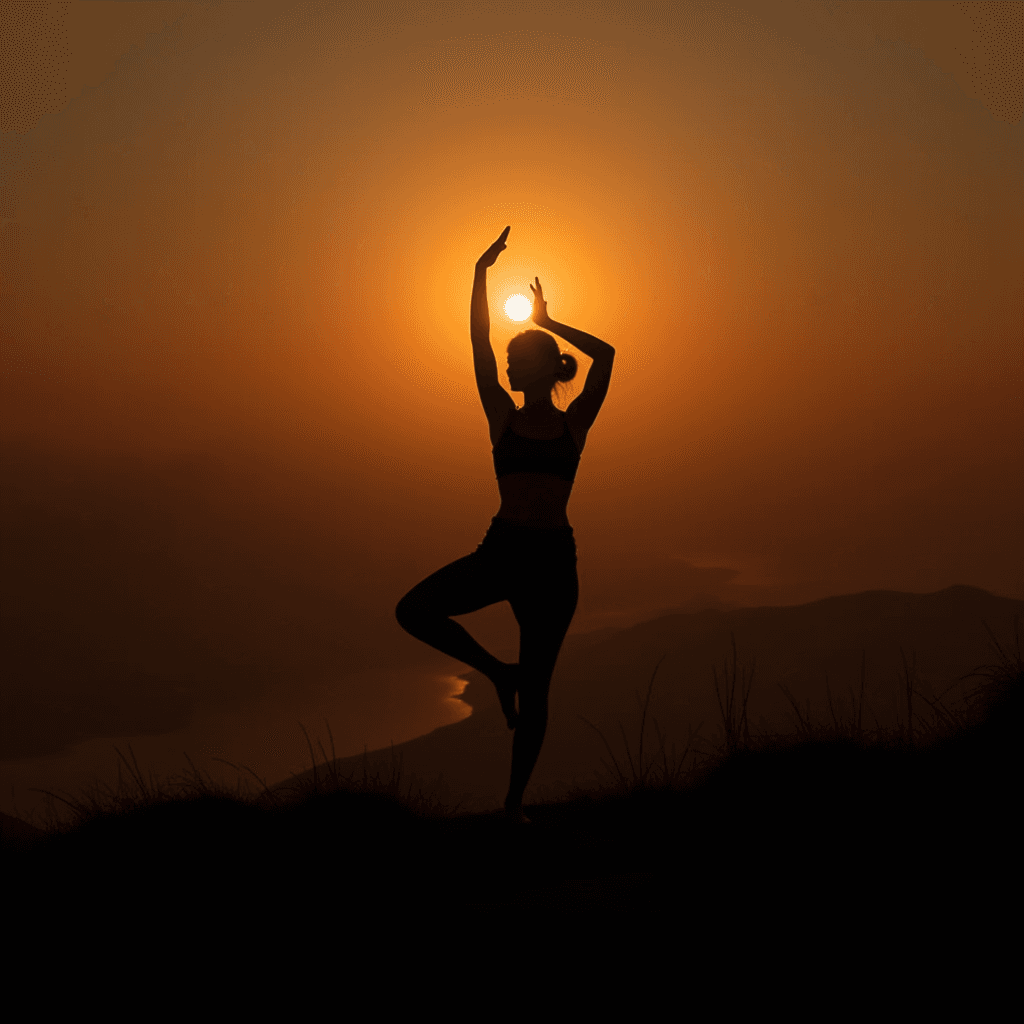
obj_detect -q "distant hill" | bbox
[275,586,1022,810]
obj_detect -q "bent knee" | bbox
[395,592,426,632]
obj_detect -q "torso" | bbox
[490,406,588,529]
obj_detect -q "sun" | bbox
[504,294,532,322]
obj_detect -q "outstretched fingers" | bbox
[479,226,511,267]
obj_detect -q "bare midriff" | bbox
[495,473,573,529]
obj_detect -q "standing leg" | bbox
[395,549,520,727]
[504,560,579,812]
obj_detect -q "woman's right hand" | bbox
[476,226,510,269]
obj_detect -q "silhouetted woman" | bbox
[395,226,614,823]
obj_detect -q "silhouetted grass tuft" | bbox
[24,718,458,839]
[578,653,704,793]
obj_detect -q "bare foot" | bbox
[504,807,532,825]
[490,662,520,730]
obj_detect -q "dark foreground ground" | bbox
[5,664,1018,949]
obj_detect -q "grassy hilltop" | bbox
[5,611,1018,931]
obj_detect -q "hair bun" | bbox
[555,352,578,383]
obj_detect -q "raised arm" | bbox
[471,264,498,382]
[530,276,614,433]
[471,228,514,424]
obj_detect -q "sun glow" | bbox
[504,294,532,322]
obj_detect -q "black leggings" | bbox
[395,515,578,808]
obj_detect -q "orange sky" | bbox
[1,1,1021,811]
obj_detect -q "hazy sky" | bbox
[1,1,1022,807]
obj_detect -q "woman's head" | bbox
[506,329,577,398]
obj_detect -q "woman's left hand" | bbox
[530,277,551,327]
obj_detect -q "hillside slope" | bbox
[277,585,1021,808]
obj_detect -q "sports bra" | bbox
[492,411,581,484]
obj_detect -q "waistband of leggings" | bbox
[486,515,574,537]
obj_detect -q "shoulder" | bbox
[487,398,515,447]
[481,383,514,423]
